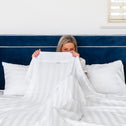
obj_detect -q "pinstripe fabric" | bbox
[0,52,87,126]
[0,52,126,126]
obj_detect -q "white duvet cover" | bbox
[0,52,126,126]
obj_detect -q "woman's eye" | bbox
[70,49,74,51]
[64,49,67,51]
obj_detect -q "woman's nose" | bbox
[66,50,71,52]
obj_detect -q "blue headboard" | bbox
[0,35,126,89]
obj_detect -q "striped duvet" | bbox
[0,52,125,126]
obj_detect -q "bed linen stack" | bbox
[0,52,126,126]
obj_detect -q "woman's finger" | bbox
[71,51,80,57]
[32,49,41,58]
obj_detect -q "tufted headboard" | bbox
[0,35,126,89]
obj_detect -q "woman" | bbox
[32,35,86,71]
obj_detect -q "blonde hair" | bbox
[56,35,78,52]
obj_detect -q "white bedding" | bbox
[0,52,126,126]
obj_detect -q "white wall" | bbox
[0,0,126,35]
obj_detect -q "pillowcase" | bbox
[86,60,126,95]
[2,62,29,96]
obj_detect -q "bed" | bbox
[0,35,126,126]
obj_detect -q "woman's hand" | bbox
[32,49,41,58]
[70,51,80,57]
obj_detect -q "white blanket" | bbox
[0,52,126,126]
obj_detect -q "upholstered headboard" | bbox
[0,35,126,89]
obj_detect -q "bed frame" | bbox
[0,35,126,89]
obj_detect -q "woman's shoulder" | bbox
[79,57,87,72]
[79,57,86,64]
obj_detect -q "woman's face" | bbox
[61,42,75,52]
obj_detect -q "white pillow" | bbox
[86,60,126,95]
[2,62,29,96]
